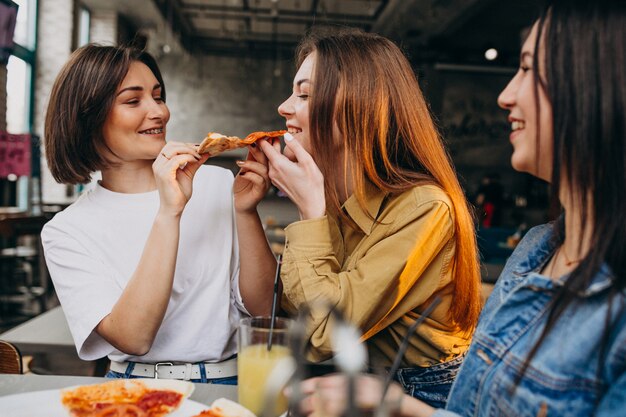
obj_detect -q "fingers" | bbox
[247,140,268,165]
[290,374,392,417]
[258,139,286,165]
[155,142,206,172]
[236,158,271,196]
[286,378,323,417]
[158,141,202,161]
[283,134,314,163]
[185,153,209,177]
[299,377,323,395]
[236,170,267,190]
[153,152,205,182]
[236,159,268,178]
[298,391,318,417]
[172,154,200,172]
[286,376,359,417]
[270,136,282,152]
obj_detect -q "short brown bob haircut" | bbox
[44,44,165,185]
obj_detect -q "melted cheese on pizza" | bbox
[61,380,184,417]
[197,130,286,156]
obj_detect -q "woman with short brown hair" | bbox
[42,44,276,383]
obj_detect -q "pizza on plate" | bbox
[61,380,193,417]
[197,130,286,157]
[191,398,256,417]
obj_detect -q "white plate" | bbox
[0,388,208,417]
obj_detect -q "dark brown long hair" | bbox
[295,28,481,332]
[517,0,626,385]
[44,44,165,184]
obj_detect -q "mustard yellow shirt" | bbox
[281,183,471,367]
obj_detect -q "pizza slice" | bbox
[197,130,287,157]
[192,398,257,417]
[61,380,193,417]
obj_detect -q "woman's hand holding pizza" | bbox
[259,136,326,220]
[233,141,273,214]
[152,141,208,217]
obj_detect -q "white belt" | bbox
[110,357,237,380]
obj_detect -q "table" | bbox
[0,306,73,354]
[0,374,237,405]
[0,306,101,375]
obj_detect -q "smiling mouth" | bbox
[139,128,164,134]
[287,128,302,134]
[511,121,525,131]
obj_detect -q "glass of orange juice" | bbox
[238,316,293,417]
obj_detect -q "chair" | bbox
[0,214,51,324]
[0,340,23,374]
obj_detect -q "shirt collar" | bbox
[512,217,614,297]
[342,180,387,235]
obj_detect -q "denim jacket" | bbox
[435,221,626,417]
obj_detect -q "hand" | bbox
[152,142,208,217]
[291,374,406,417]
[233,140,273,214]
[258,136,326,220]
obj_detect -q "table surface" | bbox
[0,207,27,216]
[0,306,74,354]
[0,374,237,405]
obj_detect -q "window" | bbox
[12,0,35,49]
[77,6,90,47]
[6,54,30,133]
[7,0,36,133]
[2,0,37,209]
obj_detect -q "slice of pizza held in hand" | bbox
[197,130,286,157]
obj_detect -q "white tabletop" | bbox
[0,306,74,355]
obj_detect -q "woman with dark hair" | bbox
[42,44,276,383]
[292,0,626,415]
[259,28,482,407]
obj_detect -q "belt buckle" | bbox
[154,362,174,379]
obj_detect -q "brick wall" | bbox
[35,0,74,204]
[159,52,292,142]
[0,65,6,131]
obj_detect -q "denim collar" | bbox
[511,219,614,297]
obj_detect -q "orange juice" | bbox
[238,344,291,416]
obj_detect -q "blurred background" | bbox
[1,1,550,370]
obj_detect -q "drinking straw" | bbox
[267,253,283,351]
[381,296,442,400]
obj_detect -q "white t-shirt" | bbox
[42,165,248,363]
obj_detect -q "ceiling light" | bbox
[484,48,498,61]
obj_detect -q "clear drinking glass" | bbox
[238,316,293,417]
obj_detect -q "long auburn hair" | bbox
[295,28,481,332]
[518,0,626,383]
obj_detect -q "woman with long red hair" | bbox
[258,27,481,407]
